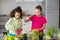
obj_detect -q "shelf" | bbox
[16,0,44,2]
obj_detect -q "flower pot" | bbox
[45,35,51,40]
[58,34,60,39]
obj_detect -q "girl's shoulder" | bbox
[8,18,14,21]
[41,16,46,18]
[41,16,47,21]
[9,18,13,20]
[6,18,14,23]
[30,15,36,17]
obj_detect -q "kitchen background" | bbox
[0,0,59,39]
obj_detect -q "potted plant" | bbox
[46,26,57,40]
[31,29,44,40]
[58,28,60,39]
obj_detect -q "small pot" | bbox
[58,34,60,39]
[45,35,51,40]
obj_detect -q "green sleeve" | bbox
[5,18,14,30]
[20,21,22,29]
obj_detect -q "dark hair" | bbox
[35,5,43,15]
[10,6,22,19]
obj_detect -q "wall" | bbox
[47,0,59,27]
[0,0,17,15]
[0,0,45,15]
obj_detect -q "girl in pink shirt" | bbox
[25,5,47,40]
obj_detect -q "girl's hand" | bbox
[24,17,30,22]
[36,29,40,32]
[39,28,43,30]
[36,28,43,32]
[18,28,22,31]
[15,28,22,36]
[38,28,43,31]
[32,29,39,33]
[16,28,22,31]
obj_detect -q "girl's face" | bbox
[35,9,41,16]
[15,12,21,19]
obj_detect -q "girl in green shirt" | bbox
[4,6,23,40]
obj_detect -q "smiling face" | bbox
[35,9,42,16]
[15,12,21,19]
[35,5,42,16]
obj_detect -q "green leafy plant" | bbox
[39,32,44,36]
[46,26,57,37]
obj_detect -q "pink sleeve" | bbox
[29,16,33,21]
[43,17,47,24]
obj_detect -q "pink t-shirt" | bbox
[30,15,47,32]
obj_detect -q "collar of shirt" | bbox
[13,17,20,21]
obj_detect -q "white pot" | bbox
[45,35,51,40]
[58,34,60,38]
[14,38,20,40]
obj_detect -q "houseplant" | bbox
[46,26,57,40]
[58,28,60,39]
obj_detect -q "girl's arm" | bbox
[24,17,30,22]
[5,18,14,30]
[24,15,33,22]
[39,17,47,30]
[40,24,46,30]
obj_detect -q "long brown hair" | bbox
[35,5,43,15]
[10,6,22,19]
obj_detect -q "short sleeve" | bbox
[43,17,47,24]
[5,18,14,30]
[29,16,34,21]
